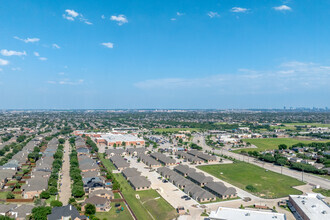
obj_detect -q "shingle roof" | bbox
[48,205,86,220]
[128,176,151,188]
[204,182,237,196]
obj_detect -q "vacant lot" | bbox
[238,138,325,152]
[99,154,177,220]
[284,123,330,128]
[197,162,304,199]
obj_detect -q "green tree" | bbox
[85,203,96,215]
[31,206,52,220]
[40,191,50,199]
[6,192,15,199]
[278,144,288,150]
[50,200,63,207]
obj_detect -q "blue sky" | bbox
[0,0,329,109]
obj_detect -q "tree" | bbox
[245,185,257,192]
[278,144,288,150]
[40,191,50,199]
[58,138,65,144]
[50,200,63,207]
[31,206,52,220]
[6,192,15,199]
[85,203,96,215]
[48,186,58,195]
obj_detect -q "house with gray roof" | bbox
[110,156,129,170]
[9,205,33,220]
[105,148,126,158]
[48,204,86,220]
[184,184,216,203]
[122,168,141,180]
[187,172,213,187]
[0,204,17,216]
[89,189,114,200]
[150,152,176,166]
[128,176,151,191]
[197,153,217,163]
[174,164,196,177]
[82,196,111,212]
[0,169,16,189]
[126,147,148,156]
[204,182,237,199]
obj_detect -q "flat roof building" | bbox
[209,207,286,220]
[289,193,330,220]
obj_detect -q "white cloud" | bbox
[63,9,92,25]
[84,21,93,25]
[170,18,176,21]
[176,12,184,16]
[0,59,9,66]
[0,49,26,56]
[63,15,74,21]
[273,5,292,11]
[134,61,330,94]
[58,72,65,75]
[65,9,79,18]
[110,14,128,25]
[14,36,40,43]
[11,67,22,71]
[48,79,84,85]
[101,42,114,48]
[231,7,248,13]
[101,15,105,19]
[207,11,219,18]
[52,44,60,49]
[34,52,40,57]
[39,57,47,61]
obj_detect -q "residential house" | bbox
[82,196,111,212]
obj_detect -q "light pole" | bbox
[302,169,304,182]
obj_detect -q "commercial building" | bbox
[289,193,330,220]
[209,207,286,220]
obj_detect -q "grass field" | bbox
[153,128,200,133]
[284,123,330,128]
[95,202,133,220]
[237,138,326,152]
[99,154,177,220]
[312,188,330,197]
[197,162,304,199]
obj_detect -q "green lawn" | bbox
[284,123,330,128]
[0,191,8,199]
[99,154,177,220]
[237,138,326,152]
[153,128,200,133]
[95,202,133,220]
[312,188,330,197]
[197,162,304,199]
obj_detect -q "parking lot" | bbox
[128,156,198,210]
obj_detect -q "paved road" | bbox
[59,140,72,205]
[193,135,330,190]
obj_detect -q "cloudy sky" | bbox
[0,0,329,109]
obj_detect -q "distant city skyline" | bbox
[0,0,329,109]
